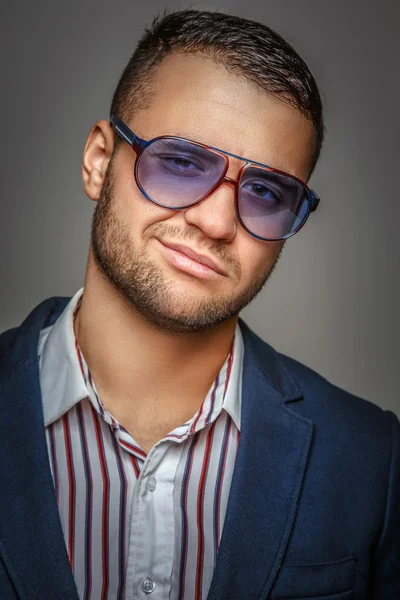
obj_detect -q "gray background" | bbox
[1,0,399,416]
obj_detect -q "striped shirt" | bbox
[38,288,243,600]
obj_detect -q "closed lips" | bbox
[159,241,227,275]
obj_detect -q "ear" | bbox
[82,120,114,201]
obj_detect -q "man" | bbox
[0,8,398,600]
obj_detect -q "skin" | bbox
[75,52,315,453]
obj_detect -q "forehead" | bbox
[128,53,315,180]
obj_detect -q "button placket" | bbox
[141,577,156,594]
[125,439,183,598]
[146,476,157,491]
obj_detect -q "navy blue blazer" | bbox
[0,296,399,600]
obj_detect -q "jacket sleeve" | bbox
[370,410,400,598]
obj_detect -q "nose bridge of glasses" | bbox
[212,164,251,199]
[222,159,252,188]
[220,148,251,185]
[223,174,239,187]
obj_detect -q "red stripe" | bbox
[119,438,147,459]
[75,339,85,378]
[205,377,219,426]
[111,437,128,599]
[190,399,204,435]
[73,295,82,314]
[130,453,141,479]
[48,424,60,504]
[178,434,201,600]
[224,343,235,398]
[62,413,76,569]
[166,432,187,440]
[88,372,106,419]
[216,417,232,550]
[235,428,240,459]
[90,405,110,599]
[76,403,93,600]
[195,423,216,599]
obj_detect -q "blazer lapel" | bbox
[0,297,79,600]
[207,321,314,600]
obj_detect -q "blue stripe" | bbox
[205,375,219,427]
[213,416,232,567]
[111,433,127,600]
[48,423,59,500]
[88,370,106,419]
[177,434,200,600]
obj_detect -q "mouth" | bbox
[157,240,227,279]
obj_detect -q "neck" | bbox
[74,251,237,431]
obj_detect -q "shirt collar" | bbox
[39,287,242,431]
[222,324,243,431]
[39,287,86,426]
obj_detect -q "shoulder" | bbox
[240,318,399,440]
[280,350,398,433]
[0,296,71,379]
[0,325,19,361]
[244,322,400,507]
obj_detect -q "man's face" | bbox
[89,53,315,333]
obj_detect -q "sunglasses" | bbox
[110,115,320,242]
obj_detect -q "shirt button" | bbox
[146,477,157,491]
[141,578,156,594]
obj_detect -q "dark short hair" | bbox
[110,9,324,176]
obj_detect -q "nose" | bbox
[182,180,238,242]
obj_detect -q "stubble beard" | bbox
[90,160,283,334]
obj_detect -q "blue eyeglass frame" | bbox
[110,114,320,242]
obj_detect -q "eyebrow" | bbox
[149,137,217,160]
[154,138,201,151]
[149,134,293,177]
[160,135,272,169]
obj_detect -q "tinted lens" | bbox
[238,167,310,240]
[136,138,226,207]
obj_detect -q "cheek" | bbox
[110,151,172,227]
[113,175,174,233]
[239,238,283,282]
